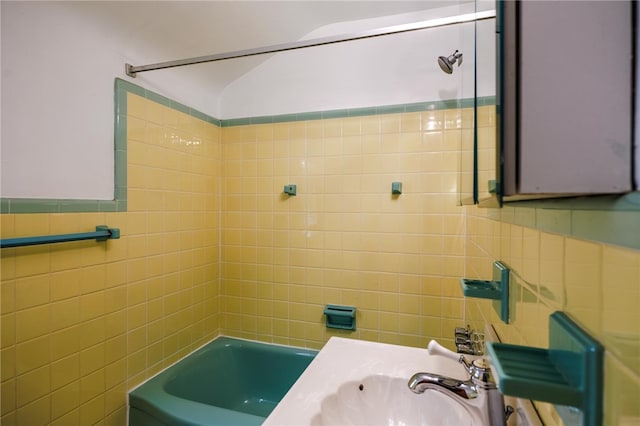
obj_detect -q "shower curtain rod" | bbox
[125,9,495,77]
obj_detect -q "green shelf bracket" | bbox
[486,311,603,426]
[460,261,509,323]
[95,225,120,241]
[488,179,497,194]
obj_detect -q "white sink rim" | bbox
[264,337,476,426]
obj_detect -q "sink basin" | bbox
[310,374,477,426]
[263,337,481,426]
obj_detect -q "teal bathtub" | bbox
[129,337,317,426]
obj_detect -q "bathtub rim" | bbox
[128,334,319,394]
[127,334,319,425]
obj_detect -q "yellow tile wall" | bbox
[4,97,568,425]
[219,108,474,350]
[475,106,497,200]
[458,105,494,203]
[0,93,221,425]
[465,206,640,425]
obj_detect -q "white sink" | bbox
[264,337,483,426]
[309,374,478,426]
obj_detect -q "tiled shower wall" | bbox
[219,107,481,350]
[0,86,482,424]
[465,206,640,425]
[0,92,221,425]
[9,81,636,426]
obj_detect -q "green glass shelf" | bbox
[486,312,603,426]
[460,261,509,323]
[460,279,502,299]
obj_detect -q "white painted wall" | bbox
[221,6,496,118]
[1,1,220,200]
[1,1,494,200]
[2,2,115,199]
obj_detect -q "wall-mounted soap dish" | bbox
[486,311,603,426]
[460,261,509,323]
[323,304,356,331]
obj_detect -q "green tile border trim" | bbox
[123,79,222,127]
[6,75,636,253]
[4,76,637,252]
[2,77,487,213]
[487,192,640,250]
[219,96,496,127]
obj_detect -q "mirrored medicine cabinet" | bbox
[473,0,637,207]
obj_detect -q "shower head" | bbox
[438,50,463,74]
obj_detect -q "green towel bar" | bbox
[0,225,120,248]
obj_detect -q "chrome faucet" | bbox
[408,340,513,425]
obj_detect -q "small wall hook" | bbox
[284,184,297,196]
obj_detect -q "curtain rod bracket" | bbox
[125,63,137,78]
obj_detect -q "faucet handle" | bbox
[427,340,464,362]
[427,340,474,371]
[427,340,496,386]
[468,358,495,384]
[455,335,470,345]
[456,343,474,355]
[455,325,470,336]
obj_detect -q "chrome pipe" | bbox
[125,10,495,77]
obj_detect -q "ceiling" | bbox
[95,1,463,59]
[67,1,472,97]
